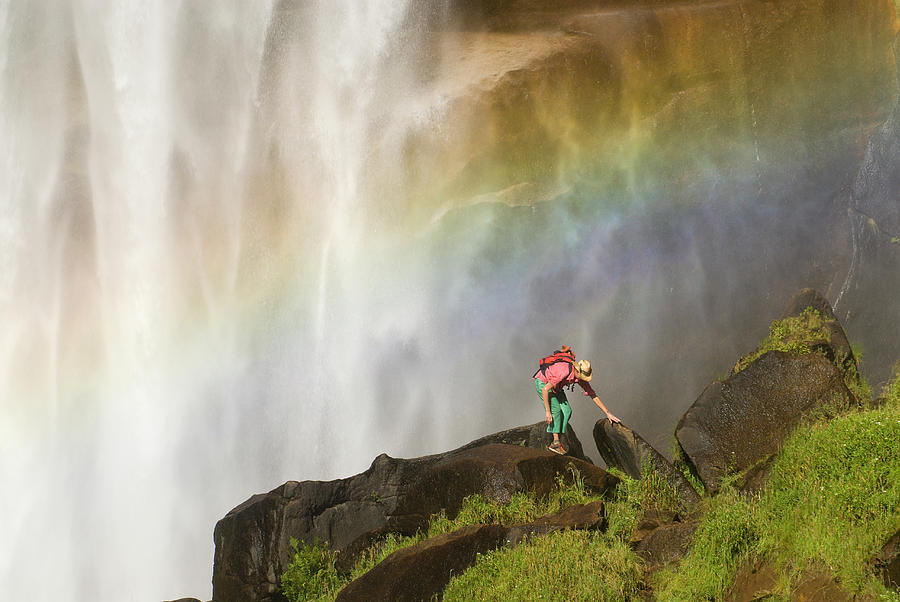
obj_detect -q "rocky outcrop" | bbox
[456,421,592,463]
[335,500,606,602]
[633,520,698,574]
[675,351,854,494]
[593,419,700,512]
[212,432,615,602]
[728,561,857,602]
[674,289,860,493]
[871,529,900,590]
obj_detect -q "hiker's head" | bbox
[574,359,592,382]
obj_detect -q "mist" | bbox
[1,2,896,600]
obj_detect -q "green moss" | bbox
[733,307,827,373]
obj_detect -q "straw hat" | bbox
[574,359,592,382]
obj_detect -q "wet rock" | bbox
[675,351,854,493]
[504,499,606,545]
[456,421,592,463]
[831,33,900,383]
[782,288,841,323]
[593,419,701,513]
[735,455,777,495]
[397,444,613,527]
[729,561,857,602]
[212,436,616,602]
[335,524,508,602]
[633,521,698,574]
[335,500,606,602]
[871,529,900,590]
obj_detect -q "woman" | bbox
[534,357,621,455]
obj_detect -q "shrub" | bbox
[281,538,342,602]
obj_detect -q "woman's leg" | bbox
[547,390,570,435]
[558,396,573,433]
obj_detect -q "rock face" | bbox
[593,419,700,512]
[728,561,856,602]
[675,351,853,493]
[832,34,900,382]
[871,529,900,590]
[401,0,898,222]
[212,433,615,602]
[633,521,699,574]
[335,500,606,602]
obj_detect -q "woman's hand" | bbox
[545,411,553,424]
[606,412,621,424]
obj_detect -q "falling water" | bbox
[0,2,451,600]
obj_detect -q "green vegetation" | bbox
[654,488,757,599]
[441,462,682,601]
[283,375,900,602]
[733,307,826,373]
[731,307,873,403]
[442,529,642,602]
[655,377,900,600]
[281,465,610,602]
[281,538,342,602]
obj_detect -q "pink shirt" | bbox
[537,362,597,398]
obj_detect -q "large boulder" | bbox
[675,289,860,493]
[675,351,854,494]
[335,500,606,602]
[633,521,699,575]
[593,419,701,512]
[455,421,592,464]
[212,434,616,602]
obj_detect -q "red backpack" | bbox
[533,346,576,381]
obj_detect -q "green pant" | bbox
[534,378,572,434]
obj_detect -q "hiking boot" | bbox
[548,441,567,455]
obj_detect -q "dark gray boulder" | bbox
[457,421,592,464]
[675,351,854,493]
[212,435,616,602]
[593,419,700,512]
[335,500,606,602]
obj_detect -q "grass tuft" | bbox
[442,529,643,602]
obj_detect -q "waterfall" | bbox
[0,2,448,600]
